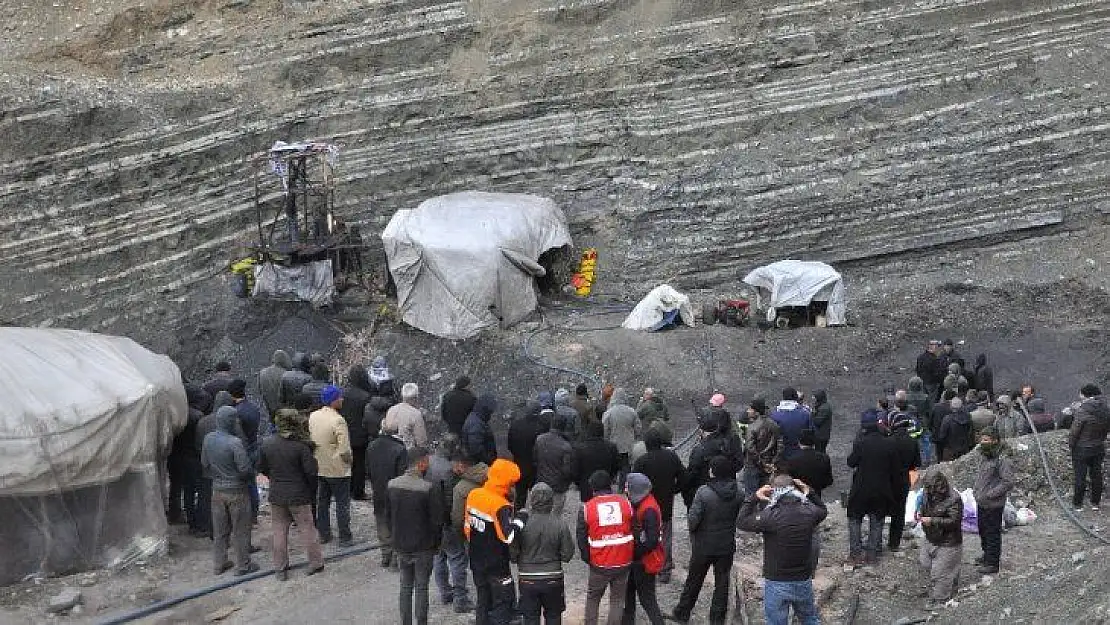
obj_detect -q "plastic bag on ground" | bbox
[960,488,978,533]
[1014,507,1037,526]
[1003,499,1018,528]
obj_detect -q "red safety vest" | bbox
[583,493,634,568]
[635,494,666,575]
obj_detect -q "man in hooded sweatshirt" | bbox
[671,457,741,625]
[603,388,642,491]
[368,421,409,568]
[259,408,324,580]
[201,406,258,576]
[462,393,500,466]
[310,385,354,546]
[554,388,581,440]
[916,465,963,611]
[281,353,314,407]
[845,408,899,568]
[384,383,429,450]
[1069,384,1110,511]
[578,470,634,625]
[509,401,545,505]
[342,365,374,500]
[465,459,526,625]
[972,427,1014,575]
[512,482,575,625]
[622,473,666,625]
[443,376,477,436]
[810,390,832,454]
[259,350,292,415]
[535,412,576,516]
[771,388,814,461]
[738,474,827,625]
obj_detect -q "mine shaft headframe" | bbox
[254,140,340,253]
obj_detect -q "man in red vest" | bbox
[577,470,634,625]
[622,473,666,625]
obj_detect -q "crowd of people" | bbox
[165,343,1110,624]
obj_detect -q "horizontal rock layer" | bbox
[0,0,1107,350]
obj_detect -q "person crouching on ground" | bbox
[512,482,575,625]
[389,447,443,625]
[738,475,827,625]
[578,470,635,625]
[259,408,324,580]
[621,473,666,625]
[916,466,963,611]
[972,427,1014,575]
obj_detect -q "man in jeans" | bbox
[427,440,474,613]
[738,475,827,625]
[310,385,354,546]
[1069,384,1110,512]
[389,447,444,625]
[200,406,258,576]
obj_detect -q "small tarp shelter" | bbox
[382,191,572,340]
[0,328,187,585]
[622,284,696,331]
[742,260,847,326]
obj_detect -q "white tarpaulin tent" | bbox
[742,260,847,325]
[382,191,572,340]
[622,284,696,331]
[0,328,187,583]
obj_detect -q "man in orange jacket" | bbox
[465,459,527,625]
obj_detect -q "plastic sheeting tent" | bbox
[742,260,847,325]
[622,285,696,331]
[382,192,572,340]
[0,328,187,585]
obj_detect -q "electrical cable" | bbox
[97,543,380,625]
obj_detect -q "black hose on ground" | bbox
[97,543,380,625]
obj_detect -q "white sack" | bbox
[621,284,696,331]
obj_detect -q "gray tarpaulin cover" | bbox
[0,328,187,495]
[253,259,336,307]
[382,192,572,340]
[742,260,847,325]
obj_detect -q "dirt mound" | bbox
[943,429,1074,508]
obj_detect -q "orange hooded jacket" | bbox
[464,459,522,574]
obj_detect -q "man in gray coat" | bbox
[602,388,641,490]
[258,349,292,415]
[201,406,258,576]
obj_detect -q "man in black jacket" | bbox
[1069,384,1110,511]
[782,431,833,504]
[915,340,945,401]
[508,401,546,504]
[461,393,500,466]
[280,353,314,407]
[342,365,374,500]
[259,408,324,580]
[671,457,741,625]
[442,376,477,436]
[534,414,576,515]
[887,413,920,552]
[846,409,899,568]
[810,390,833,454]
[738,474,827,625]
[686,410,744,506]
[389,447,444,625]
[367,422,409,568]
[632,428,687,583]
[574,420,621,503]
[169,384,206,533]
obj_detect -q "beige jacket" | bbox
[309,406,352,478]
[383,401,428,449]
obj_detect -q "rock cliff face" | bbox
[0,0,1107,351]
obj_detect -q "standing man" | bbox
[512,482,576,625]
[571,384,599,439]
[622,473,666,625]
[770,388,813,461]
[462,393,500,465]
[845,408,898,568]
[367,422,408,568]
[258,350,292,415]
[203,361,236,398]
[916,340,945,401]
[443,376,477,437]
[671,457,741,625]
[389,447,444,625]
[310,385,354,546]
[509,401,545,506]
[810,390,833,454]
[465,459,526,625]
[427,439,473,613]
[200,406,258,576]
[578,470,634,625]
[742,399,782,497]
[259,408,324,580]
[782,431,833,504]
[280,353,313,407]
[575,420,622,503]
[535,413,576,515]
[636,388,669,431]
[972,427,1015,575]
[887,413,920,553]
[737,475,827,625]
[229,379,263,524]
[916,466,963,611]
[341,365,374,500]
[632,428,687,584]
[603,388,642,490]
[385,383,429,450]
